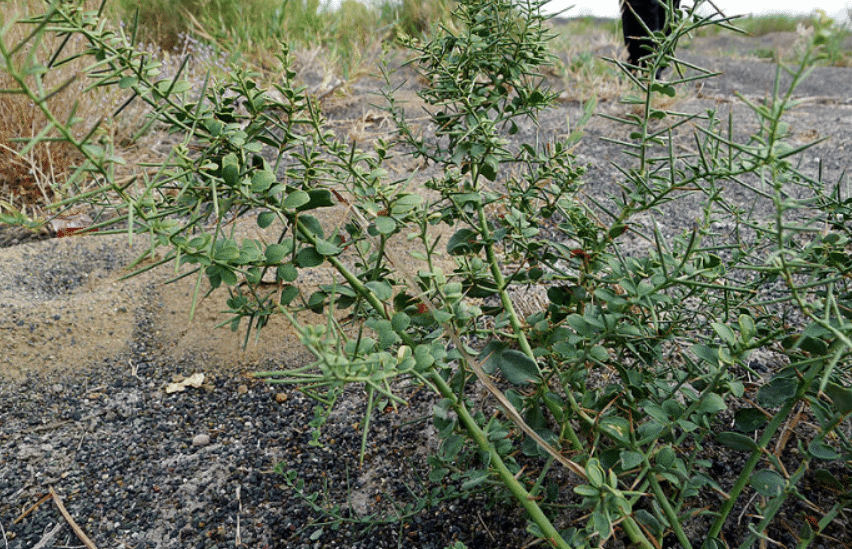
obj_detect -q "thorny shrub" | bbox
[2,0,851,547]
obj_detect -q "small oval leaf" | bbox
[734,407,768,433]
[265,243,288,264]
[296,247,324,268]
[284,190,311,209]
[750,469,785,497]
[251,170,276,193]
[447,228,479,255]
[497,349,541,385]
[375,216,397,235]
[715,431,758,452]
[257,211,276,228]
[808,441,841,460]
[757,376,799,408]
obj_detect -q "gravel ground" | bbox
[2,25,852,549]
[0,352,530,549]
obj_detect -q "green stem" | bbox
[737,461,808,549]
[704,363,820,544]
[475,201,535,359]
[619,513,657,549]
[428,370,570,549]
[648,473,693,549]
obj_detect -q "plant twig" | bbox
[49,487,99,549]
[31,522,63,549]
[13,493,52,524]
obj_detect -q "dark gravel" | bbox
[0,330,530,549]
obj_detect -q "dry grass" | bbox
[547,19,633,104]
[0,0,221,219]
[0,0,132,215]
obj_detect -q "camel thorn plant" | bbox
[2,0,851,547]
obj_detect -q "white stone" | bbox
[192,434,211,447]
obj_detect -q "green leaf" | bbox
[825,382,852,414]
[414,345,435,369]
[650,82,676,97]
[433,310,453,323]
[222,163,239,186]
[391,193,422,214]
[592,507,612,539]
[279,285,299,305]
[734,408,768,433]
[750,469,785,497]
[573,484,599,497]
[480,155,498,181]
[644,404,669,424]
[711,322,737,347]
[479,341,509,374]
[257,211,276,228]
[265,243,288,264]
[715,431,758,452]
[662,399,682,419]
[375,216,397,235]
[238,240,263,263]
[588,345,610,362]
[365,280,393,301]
[757,376,799,408]
[461,469,490,491]
[677,418,698,432]
[251,170,276,193]
[697,393,727,414]
[620,450,644,470]
[447,228,479,255]
[586,458,605,488]
[284,190,311,209]
[118,76,137,89]
[219,267,237,286]
[391,312,410,332]
[738,314,756,342]
[814,468,844,490]
[496,349,540,385]
[170,80,192,94]
[277,263,298,282]
[600,416,630,443]
[522,428,558,457]
[638,420,665,442]
[634,509,663,536]
[301,189,334,210]
[429,467,449,483]
[655,446,675,469]
[567,313,595,336]
[440,435,465,460]
[212,240,240,261]
[314,239,341,256]
[691,344,719,366]
[296,247,324,268]
[808,441,841,460]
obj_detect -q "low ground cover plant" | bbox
[2,0,851,547]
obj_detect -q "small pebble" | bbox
[275,392,288,403]
[192,434,211,447]
[237,384,248,394]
